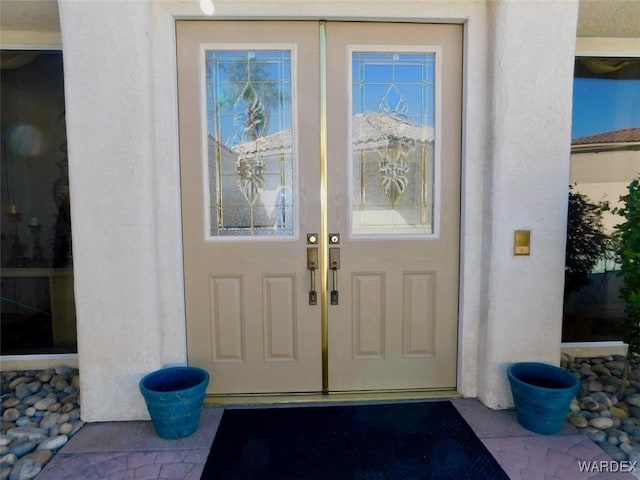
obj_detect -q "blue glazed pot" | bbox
[507,362,580,435]
[139,366,209,439]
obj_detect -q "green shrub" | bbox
[614,179,640,358]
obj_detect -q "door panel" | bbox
[325,22,461,391]
[177,21,461,396]
[177,21,322,394]
[352,273,385,359]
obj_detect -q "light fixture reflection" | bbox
[7,123,43,158]
[199,0,215,16]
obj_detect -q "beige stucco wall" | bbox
[474,1,578,408]
[3,0,594,420]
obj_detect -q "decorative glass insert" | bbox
[351,51,436,236]
[205,49,295,237]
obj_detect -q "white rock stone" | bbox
[67,409,81,421]
[13,385,31,401]
[1,399,20,409]
[26,383,41,394]
[593,364,611,376]
[36,372,52,383]
[2,409,20,423]
[8,457,41,480]
[590,416,614,429]
[568,413,588,428]
[0,454,16,467]
[5,428,47,443]
[58,423,73,436]
[56,413,69,425]
[36,435,67,452]
[588,381,604,392]
[39,413,60,431]
[15,418,31,428]
[606,361,627,371]
[54,367,73,377]
[52,380,69,392]
[33,398,56,412]
[25,450,52,467]
[8,377,30,390]
[21,396,41,408]
[583,427,607,443]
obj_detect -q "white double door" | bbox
[177,21,461,395]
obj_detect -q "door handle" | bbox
[307,247,318,305]
[329,247,340,305]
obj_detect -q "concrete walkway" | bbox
[35,398,637,480]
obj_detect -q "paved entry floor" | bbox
[36,398,638,480]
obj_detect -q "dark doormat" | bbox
[200,401,509,479]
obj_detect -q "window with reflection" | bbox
[350,50,437,236]
[1,50,76,354]
[562,56,640,342]
[205,49,295,238]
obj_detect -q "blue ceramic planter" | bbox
[139,366,209,439]
[507,362,580,435]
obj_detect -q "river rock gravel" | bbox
[562,353,640,465]
[0,367,83,480]
[3,358,639,478]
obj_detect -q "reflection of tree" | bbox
[218,55,288,142]
[564,186,611,301]
[212,53,291,231]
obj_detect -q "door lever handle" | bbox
[307,247,318,305]
[329,247,340,305]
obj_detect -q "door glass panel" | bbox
[205,49,295,238]
[351,50,436,236]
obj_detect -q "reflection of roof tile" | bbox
[572,128,640,145]
[210,113,434,155]
[353,113,435,145]
[231,130,292,155]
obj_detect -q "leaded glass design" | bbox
[351,51,436,236]
[205,49,294,237]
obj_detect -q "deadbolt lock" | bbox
[329,233,340,245]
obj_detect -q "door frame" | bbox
[175,17,465,403]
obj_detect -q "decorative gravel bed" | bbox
[3,357,640,478]
[0,367,83,480]
[562,353,640,464]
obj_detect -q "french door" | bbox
[177,21,461,395]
